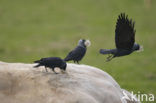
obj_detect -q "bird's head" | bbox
[133,43,144,52]
[78,39,91,47]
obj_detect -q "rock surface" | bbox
[0,61,139,103]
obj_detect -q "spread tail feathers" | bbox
[34,60,41,63]
[99,49,112,54]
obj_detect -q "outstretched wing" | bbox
[64,46,86,61]
[115,13,135,50]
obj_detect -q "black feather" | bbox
[64,46,86,63]
[34,57,67,72]
[115,13,135,50]
[99,49,114,54]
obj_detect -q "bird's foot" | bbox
[106,55,114,62]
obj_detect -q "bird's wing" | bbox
[115,13,135,50]
[64,51,74,61]
[64,46,86,61]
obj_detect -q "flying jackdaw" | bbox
[99,13,143,61]
[34,57,67,73]
[64,39,91,64]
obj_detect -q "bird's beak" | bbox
[85,40,91,47]
[137,45,144,52]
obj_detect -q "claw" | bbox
[106,54,114,62]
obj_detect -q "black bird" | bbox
[64,39,91,64]
[34,57,67,73]
[99,13,143,61]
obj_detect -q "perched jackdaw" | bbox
[99,13,143,61]
[34,57,67,73]
[64,39,91,64]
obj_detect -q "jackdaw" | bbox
[64,39,91,64]
[99,13,143,61]
[34,57,67,73]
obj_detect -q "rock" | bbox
[0,61,139,103]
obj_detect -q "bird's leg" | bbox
[52,68,58,74]
[45,66,48,72]
[106,54,114,62]
[77,61,79,64]
[74,60,76,63]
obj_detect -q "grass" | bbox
[0,0,156,102]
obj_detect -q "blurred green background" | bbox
[0,0,155,102]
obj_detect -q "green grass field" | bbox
[0,0,156,102]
